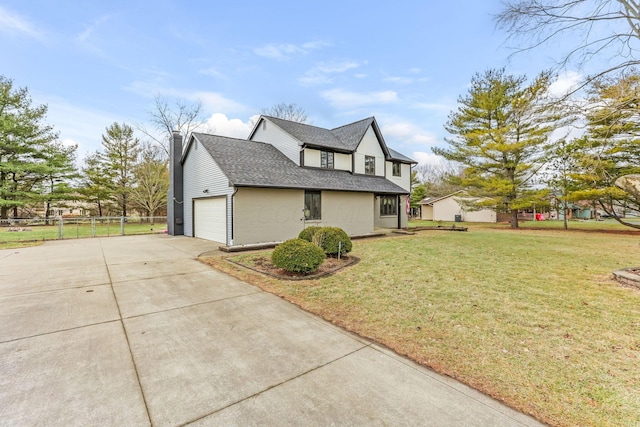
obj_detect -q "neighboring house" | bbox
[168,116,416,246]
[418,191,497,223]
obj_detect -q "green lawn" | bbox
[205,228,640,427]
[0,221,166,245]
[409,217,640,231]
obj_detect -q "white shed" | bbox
[418,191,496,223]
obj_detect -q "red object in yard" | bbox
[535,213,545,221]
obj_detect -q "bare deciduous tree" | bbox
[496,0,640,82]
[136,95,206,157]
[261,103,308,123]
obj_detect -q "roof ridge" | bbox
[330,116,374,131]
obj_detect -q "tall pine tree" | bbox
[101,122,140,217]
[434,69,558,228]
[0,76,73,219]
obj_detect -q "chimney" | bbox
[167,130,184,235]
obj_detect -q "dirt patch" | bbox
[225,254,359,280]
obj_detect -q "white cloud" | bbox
[549,71,583,97]
[0,6,42,39]
[412,151,446,167]
[193,91,246,115]
[381,121,439,145]
[321,89,398,108]
[125,80,248,115]
[202,113,259,139]
[298,60,361,85]
[254,40,329,60]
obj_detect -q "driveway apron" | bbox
[0,235,543,426]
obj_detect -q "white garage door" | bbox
[193,197,226,243]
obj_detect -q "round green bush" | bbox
[298,226,322,242]
[315,227,352,257]
[271,238,326,274]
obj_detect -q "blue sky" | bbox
[1,0,585,165]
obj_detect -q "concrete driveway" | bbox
[0,234,543,426]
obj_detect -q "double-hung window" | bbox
[365,155,375,175]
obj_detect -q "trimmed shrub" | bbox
[315,227,352,257]
[271,238,325,274]
[298,226,322,242]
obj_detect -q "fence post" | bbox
[57,217,63,239]
[91,217,96,237]
[120,217,125,236]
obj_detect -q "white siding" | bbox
[182,138,233,243]
[303,148,351,171]
[354,126,385,176]
[432,196,496,223]
[303,148,321,167]
[250,119,301,165]
[385,162,412,192]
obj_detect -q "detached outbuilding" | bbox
[168,116,416,247]
[418,191,497,223]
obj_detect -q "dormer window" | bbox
[365,155,375,175]
[392,162,401,177]
[321,151,334,169]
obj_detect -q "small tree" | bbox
[78,151,115,217]
[130,144,169,220]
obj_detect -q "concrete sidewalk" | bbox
[0,235,543,426]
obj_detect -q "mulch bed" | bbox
[225,254,359,280]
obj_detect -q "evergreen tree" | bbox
[571,72,640,228]
[101,122,140,217]
[78,151,115,217]
[434,69,558,228]
[0,75,71,219]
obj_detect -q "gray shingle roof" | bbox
[192,133,408,194]
[264,116,349,151]
[388,147,417,164]
[330,117,374,151]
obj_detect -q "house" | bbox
[418,191,496,223]
[168,116,416,247]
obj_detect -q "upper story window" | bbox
[392,162,401,177]
[365,155,375,175]
[321,151,334,169]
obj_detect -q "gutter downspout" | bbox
[230,186,239,246]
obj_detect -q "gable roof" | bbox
[249,115,416,163]
[188,133,408,194]
[418,190,465,205]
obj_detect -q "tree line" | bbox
[0,76,178,220]
[411,0,640,229]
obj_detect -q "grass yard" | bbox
[204,228,640,427]
[0,221,165,246]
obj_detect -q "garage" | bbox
[193,197,227,243]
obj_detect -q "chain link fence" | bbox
[0,216,168,244]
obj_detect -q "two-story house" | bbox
[168,115,415,247]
